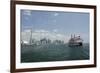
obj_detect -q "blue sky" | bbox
[21,9,90,43]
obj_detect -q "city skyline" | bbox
[21,9,90,43]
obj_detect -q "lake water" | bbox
[21,43,89,63]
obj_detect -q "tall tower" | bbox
[29,29,32,45]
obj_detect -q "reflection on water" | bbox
[68,45,89,60]
[21,43,89,63]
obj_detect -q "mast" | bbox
[29,28,32,45]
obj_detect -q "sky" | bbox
[21,9,90,43]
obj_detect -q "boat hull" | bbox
[68,42,83,47]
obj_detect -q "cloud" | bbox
[21,29,69,43]
[53,29,58,32]
[34,29,49,33]
[24,29,31,32]
[54,13,59,16]
[21,29,89,43]
[23,10,32,16]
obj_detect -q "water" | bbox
[21,43,89,63]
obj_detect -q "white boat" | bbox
[68,34,83,46]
